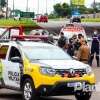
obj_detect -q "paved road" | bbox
[38,20,100,34]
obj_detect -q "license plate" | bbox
[67,83,76,87]
[67,82,82,87]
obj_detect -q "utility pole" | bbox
[37,0,39,14]
[93,0,96,18]
[26,0,29,18]
[6,0,8,19]
[26,0,28,12]
[0,0,2,11]
[46,0,47,15]
[70,0,73,16]
[13,0,14,17]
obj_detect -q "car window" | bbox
[23,46,72,60]
[9,46,21,60]
[0,45,9,59]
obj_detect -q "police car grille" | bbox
[56,69,86,78]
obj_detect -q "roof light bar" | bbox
[11,35,48,41]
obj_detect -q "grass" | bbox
[82,18,100,22]
[0,18,38,27]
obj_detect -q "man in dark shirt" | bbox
[58,32,68,49]
[98,34,100,41]
[89,34,99,67]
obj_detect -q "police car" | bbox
[60,23,87,40]
[0,38,95,100]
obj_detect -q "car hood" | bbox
[32,60,88,69]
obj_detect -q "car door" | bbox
[1,46,22,89]
[0,45,9,86]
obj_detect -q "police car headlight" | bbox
[86,66,93,75]
[40,67,56,76]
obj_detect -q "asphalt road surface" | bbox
[38,20,100,34]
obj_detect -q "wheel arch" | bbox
[21,74,34,89]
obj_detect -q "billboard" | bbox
[71,0,85,5]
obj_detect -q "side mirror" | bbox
[11,56,22,63]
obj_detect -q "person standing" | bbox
[67,38,74,56]
[58,32,68,50]
[73,34,84,57]
[77,40,90,64]
[89,33,99,67]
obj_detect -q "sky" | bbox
[8,0,100,14]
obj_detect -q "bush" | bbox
[0,18,38,27]
[82,18,100,22]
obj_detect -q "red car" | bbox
[37,15,48,23]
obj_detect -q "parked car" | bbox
[0,38,96,100]
[37,15,48,23]
[70,16,81,23]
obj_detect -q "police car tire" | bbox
[75,92,92,100]
[22,78,39,100]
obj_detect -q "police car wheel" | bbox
[22,78,38,100]
[75,92,92,100]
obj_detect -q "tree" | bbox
[0,0,6,18]
[95,2,100,11]
[86,8,94,14]
[91,2,100,12]
[53,2,99,17]
[62,3,71,16]
[53,3,62,16]
[53,3,71,17]
[77,5,89,14]
[0,0,6,8]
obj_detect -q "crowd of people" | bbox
[57,30,100,67]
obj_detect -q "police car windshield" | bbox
[22,46,72,60]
